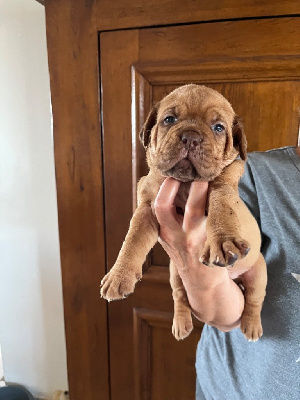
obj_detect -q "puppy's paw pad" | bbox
[231,239,250,257]
[172,314,193,341]
[100,274,109,286]
[241,317,263,342]
[222,239,247,265]
[200,241,226,267]
[200,236,250,267]
[100,270,140,301]
[135,272,142,281]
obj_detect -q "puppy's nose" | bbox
[181,132,201,149]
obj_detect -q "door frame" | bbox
[44,1,300,399]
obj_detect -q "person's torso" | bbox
[196,147,300,400]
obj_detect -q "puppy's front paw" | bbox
[240,315,263,342]
[100,269,142,301]
[200,236,250,267]
[172,313,193,341]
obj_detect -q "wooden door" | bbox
[101,17,300,400]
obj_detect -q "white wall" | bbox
[0,0,68,397]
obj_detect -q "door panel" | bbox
[152,82,300,152]
[100,17,300,400]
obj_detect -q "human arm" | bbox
[154,178,245,331]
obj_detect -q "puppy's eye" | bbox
[163,116,177,125]
[212,123,225,133]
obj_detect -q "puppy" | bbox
[101,84,267,342]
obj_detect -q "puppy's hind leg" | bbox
[240,253,267,342]
[170,260,193,340]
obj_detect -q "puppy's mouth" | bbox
[165,157,199,182]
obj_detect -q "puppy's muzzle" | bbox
[180,131,203,151]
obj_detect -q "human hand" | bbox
[155,178,244,328]
[154,177,208,274]
[154,177,231,292]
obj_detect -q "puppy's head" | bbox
[140,84,247,182]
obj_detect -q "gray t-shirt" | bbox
[196,147,300,400]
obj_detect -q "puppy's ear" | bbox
[232,116,247,160]
[139,102,160,148]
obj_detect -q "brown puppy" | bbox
[101,84,267,342]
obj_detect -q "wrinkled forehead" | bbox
[158,86,235,122]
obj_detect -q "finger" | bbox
[183,181,208,231]
[154,178,181,229]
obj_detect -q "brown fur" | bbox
[101,84,267,342]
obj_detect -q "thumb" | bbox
[154,178,181,230]
[183,181,208,232]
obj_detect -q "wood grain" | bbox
[139,17,300,63]
[133,308,203,400]
[45,1,109,399]
[94,0,300,31]
[100,29,140,400]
